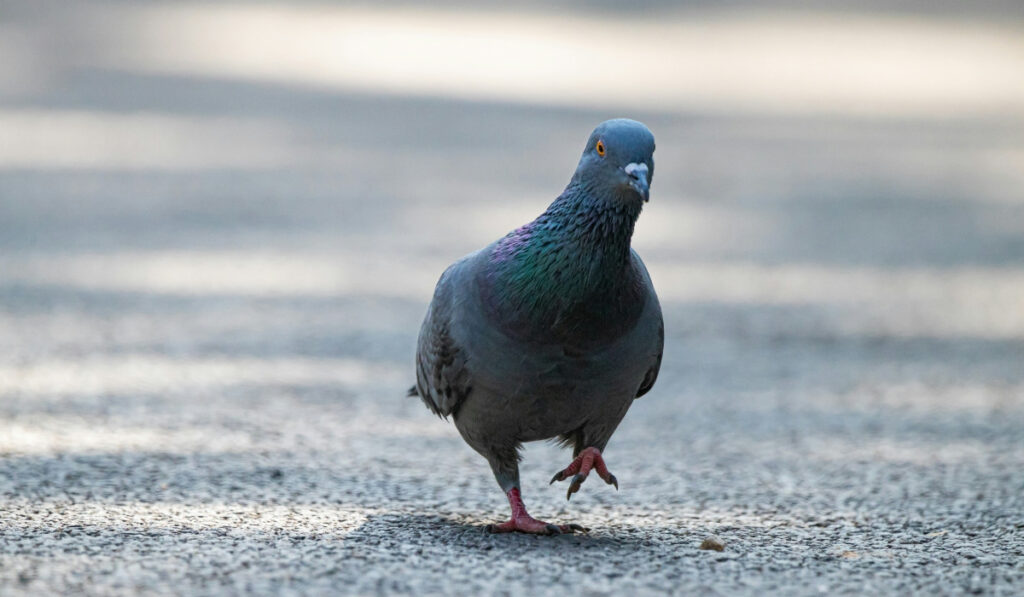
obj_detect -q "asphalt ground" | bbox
[2,2,1024,595]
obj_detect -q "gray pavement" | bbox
[2,2,1024,595]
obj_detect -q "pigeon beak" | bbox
[624,162,650,202]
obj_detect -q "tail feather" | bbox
[406,384,419,397]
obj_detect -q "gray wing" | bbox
[635,319,663,398]
[411,257,473,418]
[632,250,663,399]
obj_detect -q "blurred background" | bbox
[1,1,1023,594]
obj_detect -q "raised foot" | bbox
[486,516,588,535]
[549,446,618,500]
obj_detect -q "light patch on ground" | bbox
[652,262,1024,339]
[0,109,305,169]
[830,381,1024,415]
[0,422,256,456]
[59,3,1024,119]
[2,501,371,534]
[7,250,1023,338]
[0,355,405,397]
[802,436,1021,466]
[0,251,439,299]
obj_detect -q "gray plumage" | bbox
[411,119,663,516]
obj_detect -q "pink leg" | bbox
[486,488,587,535]
[549,447,618,500]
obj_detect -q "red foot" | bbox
[486,488,587,535]
[549,447,618,500]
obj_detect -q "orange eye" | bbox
[596,140,606,156]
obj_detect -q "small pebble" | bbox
[700,536,726,551]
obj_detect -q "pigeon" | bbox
[410,119,663,534]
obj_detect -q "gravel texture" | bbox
[2,2,1024,595]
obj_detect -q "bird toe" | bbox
[566,473,587,500]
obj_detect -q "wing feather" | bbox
[632,251,664,399]
[412,261,472,417]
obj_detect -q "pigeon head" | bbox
[484,119,658,333]
[573,118,655,203]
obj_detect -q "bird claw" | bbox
[566,473,585,500]
[550,447,617,500]
[487,519,587,535]
[545,523,589,535]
